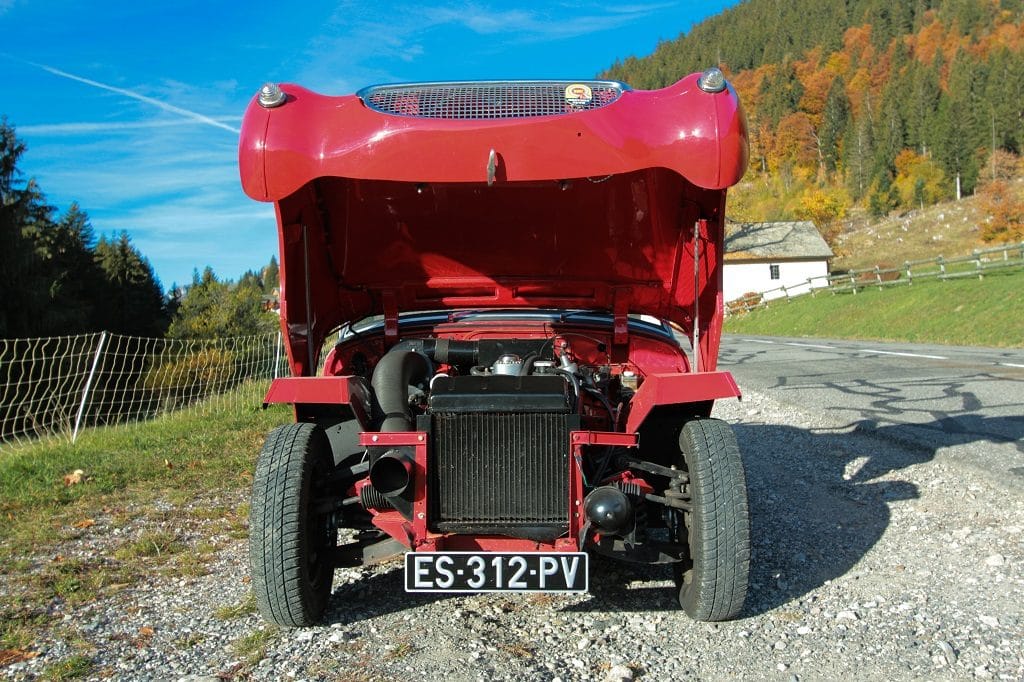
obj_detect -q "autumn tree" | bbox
[978,179,1024,242]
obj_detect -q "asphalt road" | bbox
[718,334,1024,490]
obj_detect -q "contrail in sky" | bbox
[28,61,240,134]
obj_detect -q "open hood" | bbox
[238,74,748,374]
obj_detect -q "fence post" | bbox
[850,271,857,294]
[72,331,107,444]
[905,260,912,285]
[938,255,946,279]
[974,249,982,280]
[808,277,816,297]
[875,265,883,290]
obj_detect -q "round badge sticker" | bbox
[565,83,593,106]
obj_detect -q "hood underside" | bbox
[238,75,748,374]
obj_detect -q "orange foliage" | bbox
[799,69,835,122]
[794,46,823,83]
[843,24,874,65]
[912,18,946,65]
[731,64,773,121]
[770,112,819,172]
[845,67,873,118]
[978,180,1024,243]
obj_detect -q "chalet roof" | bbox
[724,221,834,261]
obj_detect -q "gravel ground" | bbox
[3,386,1022,681]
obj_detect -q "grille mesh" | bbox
[432,412,569,527]
[359,81,625,119]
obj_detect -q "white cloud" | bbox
[26,61,241,134]
[17,118,240,136]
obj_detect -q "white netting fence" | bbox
[0,331,287,448]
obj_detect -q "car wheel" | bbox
[673,418,750,621]
[250,423,337,627]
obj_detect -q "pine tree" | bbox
[0,120,51,337]
[94,232,168,337]
[844,100,876,201]
[820,77,851,174]
[263,256,280,293]
[759,58,805,127]
[32,203,108,332]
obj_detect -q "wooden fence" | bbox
[726,241,1024,315]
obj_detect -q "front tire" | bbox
[250,423,337,627]
[674,418,750,621]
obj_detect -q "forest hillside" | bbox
[602,0,1024,245]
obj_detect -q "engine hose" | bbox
[370,349,430,432]
[518,352,539,376]
[585,386,616,425]
[359,484,393,510]
[390,338,478,366]
[554,368,581,410]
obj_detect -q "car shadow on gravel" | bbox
[733,419,932,619]
[323,564,463,625]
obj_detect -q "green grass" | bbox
[232,627,278,667]
[0,393,289,553]
[724,266,1024,347]
[41,654,94,681]
[0,389,289,654]
[215,591,257,620]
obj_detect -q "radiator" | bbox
[431,412,570,535]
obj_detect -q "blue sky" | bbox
[1,1,737,291]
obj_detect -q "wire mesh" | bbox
[359,81,625,119]
[0,332,287,448]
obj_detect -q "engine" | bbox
[360,337,627,540]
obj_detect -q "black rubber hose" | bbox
[518,352,538,376]
[390,338,478,366]
[370,350,430,432]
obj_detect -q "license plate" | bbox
[405,552,589,593]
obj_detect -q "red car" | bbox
[238,70,750,626]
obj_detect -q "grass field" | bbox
[724,266,1024,348]
[0,390,290,672]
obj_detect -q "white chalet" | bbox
[723,221,834,302]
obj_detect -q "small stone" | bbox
[577,637,591,650]
[776,663,788,671]
[605,665,633,682]
[937,641,957,666]
[796,626,811,636]
[837,611,858,621]
[774,640,787,651]
[974,665,992,679]
[979,616,999,627]
[294,630,314,642]
[985,554,1005,567]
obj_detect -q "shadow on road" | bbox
[736,412,1023,618]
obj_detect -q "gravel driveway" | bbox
[4,386,1022,681]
